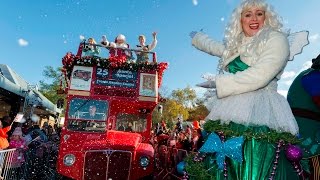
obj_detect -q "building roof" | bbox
[0,64,29,89]
[0,64,59,115]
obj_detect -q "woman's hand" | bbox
[152,32,157,39]
[189,31,198,38]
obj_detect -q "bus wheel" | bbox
[140,174,154,180]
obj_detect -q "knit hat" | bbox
[116,34,126,41]
[193,120,201,130]
[12,127,23,137]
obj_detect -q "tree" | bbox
[188,99,209,121]
[152,86,209,128]
[171,86,197,107]
[39,66,66,108]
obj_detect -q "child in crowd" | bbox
[8,127,27,179]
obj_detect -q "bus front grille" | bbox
[84,150,132,180]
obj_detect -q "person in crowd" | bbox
[125,122,133,132]
[190,0,307,178]
[174,118,183,134]
[42,121,49,135]
[8,127,27,179]
[83,37,100,56]
[185,125,191,135]
[2,115,12,127]
[287,53,320,179]
[0,116,11,149]
[27,124,48,144]
[176,132,192,152]
[154,122,161,135]
[192,120,201,130]
[155,120,167,136]
[184,125,192,142]
[47,125,54,137]
[118,123,125,131]
[53,123,62,137]
[135,32,158,63]
[194,128,204,152]
[168,131,177,148]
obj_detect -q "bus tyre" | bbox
[140,174,154,180]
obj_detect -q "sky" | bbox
[1,0,320,98]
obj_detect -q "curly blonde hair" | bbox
[223,0,283,55]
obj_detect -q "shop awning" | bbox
[0,64,60,115]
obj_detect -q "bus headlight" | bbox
[139,156,150,167]
[63,154,76,166]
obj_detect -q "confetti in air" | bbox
[80,35,85,40]
[192,0,198,6]
[18,38,29,46]
[221,17,225,22]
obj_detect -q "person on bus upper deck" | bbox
[109,34,132,61]
[135,32,158,63]
[83,37,100,56]
[100,35,110,47]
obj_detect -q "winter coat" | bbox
[83,44,100,56]
[0,126,11,149]
[109,43,130,60]
[8,139,27,168]
[192,29,289,98]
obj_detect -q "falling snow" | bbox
[192,0,198,6]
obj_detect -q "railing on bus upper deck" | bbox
[76,41,157,63]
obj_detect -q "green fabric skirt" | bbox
[193,122,301,180]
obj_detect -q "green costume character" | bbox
[288,54,320,179]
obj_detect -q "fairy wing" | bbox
[288,31,309,61]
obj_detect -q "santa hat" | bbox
[12,127,23,137]
[116,34,126,41]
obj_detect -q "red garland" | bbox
[157,62,168,88]
[61,53,168,88]
[62,52,75,68]
[108,56,127,68]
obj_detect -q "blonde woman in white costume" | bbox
[190,0,309,179]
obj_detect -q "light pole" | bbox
[21,84,39,115]
[21,89,30,114]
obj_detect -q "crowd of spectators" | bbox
[0,115,61,179]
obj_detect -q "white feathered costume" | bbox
[192,27,299,135]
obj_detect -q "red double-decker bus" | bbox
[56,42,168,180]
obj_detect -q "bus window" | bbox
[115,113,147,133]
[67,98,108,132]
